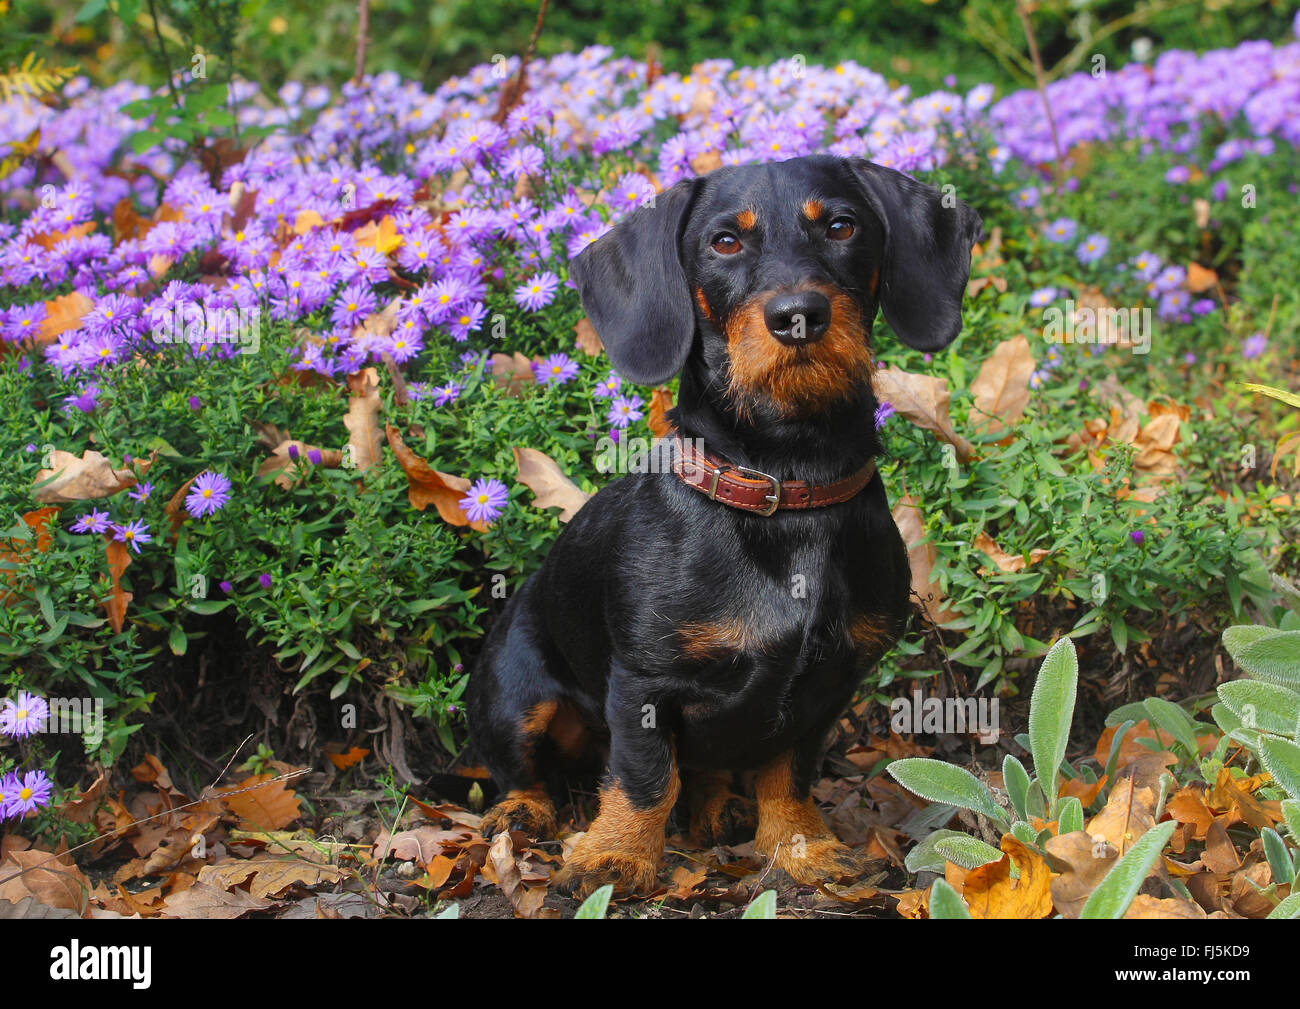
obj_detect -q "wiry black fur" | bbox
[466,155,981,829]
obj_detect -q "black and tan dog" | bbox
[466,154,981,897]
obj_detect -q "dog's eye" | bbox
[827,217,855,241]
[710,233,742,255]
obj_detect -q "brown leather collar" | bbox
[670,435,876,516]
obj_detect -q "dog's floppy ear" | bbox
[851,160,983,352]
[568,179,698,386]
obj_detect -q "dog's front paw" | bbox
[767,836,872,887]
[554,845,661,899]
[480,789,556,840]
[690,792,758,847]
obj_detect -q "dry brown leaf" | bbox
[891,494,960,625]
[512,446,589,523]
[217,775,301,831]
[197,858,343,900]
[1125,894,1208,919]
[972,530,1049,574]
[325,746,368,771]
[1086,778,1157,855]
[490,351,538,397]
[1186,262,1218,294]
[968,334,1034,438]
[38,290,94,345]
[377,826,473,866]
[1043,829,1118,918]
[34,449,139,503]
[961,835,1054,919]
[343,368,384,472]
[648,387,675,438]
[384,424,488,531]
[574,317,603,357]
[101,538,132,634]
[1166,786,1215,841]
[487,833,551,919]
[872,366,973,461]
[0,849,91,914]
[158,880,274,919]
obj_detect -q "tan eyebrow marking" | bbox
[802,198,824,221]
[735,208,757,231]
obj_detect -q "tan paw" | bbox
[690,792,758,847]
[480,789,556,840]
[554,846,661,899]
[768,836,871,886]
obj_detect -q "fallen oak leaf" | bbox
[487,833,552,919]
[891,494,961,626]
[34,449,139,503]
[343,367,384,472]
[972,530,1049,574]
[872,366,973,462]
[512,446,590,523]
[100,537,132,634]
[1043,829,1118,918]
[960,835,1054,919]
[196,858,344,900]
[490,351,538,397]
[216,774,301,832]
[384,424,489,531]
[38,290,95,345]
[574,317,603,357]
[968,334,1034,439]
[158,880,274,919]
[648,387,675,438]
[0,848,92,914]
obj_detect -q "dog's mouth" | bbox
[722,285,873,418]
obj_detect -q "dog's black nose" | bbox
[763,291,831,346]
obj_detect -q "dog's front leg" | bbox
[555,669,679,899]
[755,747,870,886]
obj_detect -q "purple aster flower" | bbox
[2,769,53,820]
[434,382,461,406]
[71,508,112,534]
[112,518,152,553]
[874,401,896,428]
[259,573,273,589]
[1028,287,1057,308]
[1164,165,1190,184]
[1044,218,1077,244]
[1076,234,1109,264]
[186,471,232,517]
[513,271,560,312]
[219,579,233,594]
[459,478,509,525]
[308,448,323,465]
[608,394,644,428]
[534,353,579,385]
[1,691,49,737]
[1130,530,1145,545]
[593,372,621,398]
[609,172,657,213]
[1015,187,1039,209]
[1242,332,1268,359]
[129,481,153,503]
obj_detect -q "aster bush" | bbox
[0,19,1296,806]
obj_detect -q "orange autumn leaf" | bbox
[29,220,96,251]
[1058,774,1107,808]
[1165,785,1215,840]
[648,387,675,438]
[101,537,133,634]
[217,775,302,831]
[1,507,62,602]
[1186,262,1218,294]
[961,835,1054,919]
[164,476,199,541]
[384,424,488,531]
[574,317,603,357]
[344,368,384,472]
[38,290,95,345]
[353,215,403,255]
[326,746,369,770]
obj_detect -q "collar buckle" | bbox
[733,466,781,516]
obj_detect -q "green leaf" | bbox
[1029,637,1078,816]
[741,890,777,919]
[1080,821,1177,919]
[434,902,459,919]
[887,758,1007,823]
[1058,796,1084,834]
[1217,680,1300,737]
[1142,697,1200,757]
[128,130,158,154]
[932,835,1004,869]
[1233,631,1300,687]
[1258,736,1300,800]
[186,599,230,615]
[1261,828,1295,885]
[1267,892,1300,919]
[903,829,973,874]
[1240,382,1300,410]
[574,884,613,919]
[168,624,188,656]
[1104,719,1136,783]
[929,879,972,919]
[1283,799,1300,842]
[76,0,108,22]
[1002,754,1031,822]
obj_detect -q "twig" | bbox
[493,0,550,124]
[353,0,370,86]
[1015,0,1066,191]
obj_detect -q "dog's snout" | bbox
[763,291,831,346]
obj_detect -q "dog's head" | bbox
[569,155,982,420]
